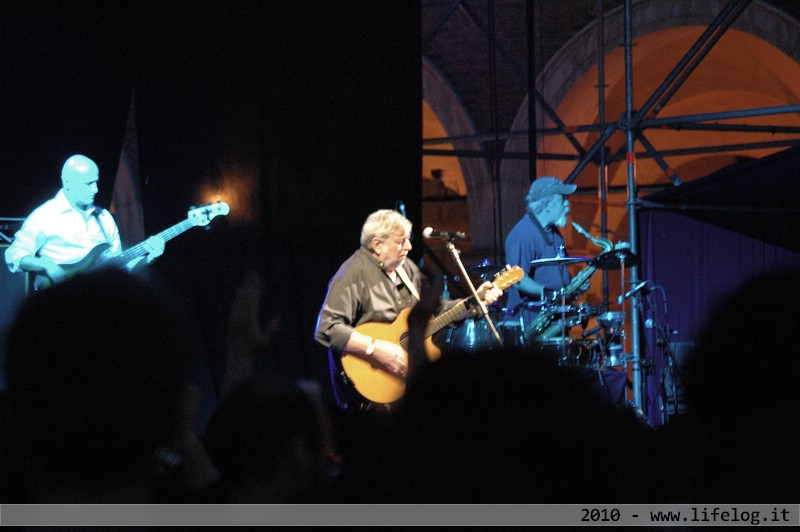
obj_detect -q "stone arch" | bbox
[422,56,495,251]
[500,0,800,246]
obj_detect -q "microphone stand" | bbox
[443,239,504,348]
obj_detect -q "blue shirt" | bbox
[504,213,572,326]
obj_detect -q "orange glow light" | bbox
[197,166,259,224]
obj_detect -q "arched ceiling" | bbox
[422,0,800,253]
[423,0,800,142]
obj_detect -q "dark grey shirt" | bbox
[314,247,422,354]
[315,246,460,409]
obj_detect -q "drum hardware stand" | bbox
[617,254,629,373]
[555,246,570,365]
[659,341,686,423]
[443,239,503,348]
[554,294,569,365]
[604,252,635,377]
[615,271,652,415]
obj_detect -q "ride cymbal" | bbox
[592,248,640,269]
[530,256,591,267]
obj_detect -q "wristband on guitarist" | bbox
[364,338,376,357]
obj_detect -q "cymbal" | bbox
[468,259,504,275]
[530,256,591,267]
[592,248,640,269]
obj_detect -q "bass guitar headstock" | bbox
[188,202,231,227]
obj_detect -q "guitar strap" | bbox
[395,264,420,302]
[91,208,111,244]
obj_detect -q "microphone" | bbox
[396,200,407,218]
[617,281,652,304]
[422,227,466,240]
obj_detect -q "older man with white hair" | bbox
[315,208,503,412]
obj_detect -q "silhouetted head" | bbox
[679,266,800,502]
[204,376,335,503]
[5,269,193,496]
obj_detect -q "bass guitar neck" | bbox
[32,201,229,290]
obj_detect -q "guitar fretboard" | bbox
[397,299,470,351]
[88,219,195,272]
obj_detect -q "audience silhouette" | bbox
[328,345,658,503]
[2,269,204,502]
[203,376,336,503]
[661,265,800,503]
[1,259,794,507]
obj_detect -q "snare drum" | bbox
[534,337,602,369]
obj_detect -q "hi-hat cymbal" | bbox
[592,248,640,269]
[530,256,591,267]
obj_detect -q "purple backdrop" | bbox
[637,210,800,425]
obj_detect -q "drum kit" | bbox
[445,244,641,371]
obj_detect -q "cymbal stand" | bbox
[558,263,569,365]
[443,240,503,348]
[619,256,628,370]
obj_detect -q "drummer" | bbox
[504,176,577,329]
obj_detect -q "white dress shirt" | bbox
[5,189,122,273]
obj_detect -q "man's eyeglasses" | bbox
[387,235,412,246]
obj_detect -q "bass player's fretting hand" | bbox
[143,235,165,263]
[126,235,166,270]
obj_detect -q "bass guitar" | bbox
[33,201,230,290]
[340,265,523,404]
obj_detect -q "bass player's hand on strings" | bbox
[143,235,166,263]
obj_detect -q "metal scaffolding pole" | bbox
[597,0,610,307]
[622,0,644,412]
[527,0,538,182]
[457,0,587,157]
